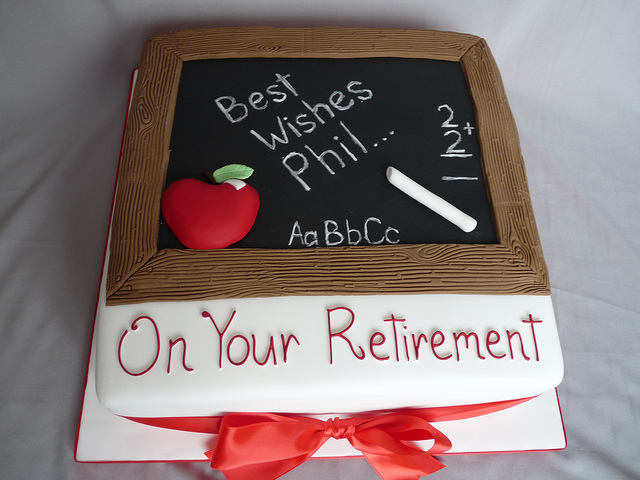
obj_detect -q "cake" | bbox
[87,27,564,478]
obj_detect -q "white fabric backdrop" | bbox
[1,1,639,479]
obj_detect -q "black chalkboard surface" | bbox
[160,57,496,249]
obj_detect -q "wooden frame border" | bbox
[106,27,549,305]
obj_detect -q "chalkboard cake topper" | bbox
[106,27,550,305]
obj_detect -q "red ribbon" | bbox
[127,397,533,480]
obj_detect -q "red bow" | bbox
[127,397,532,480]
[206,411,450,480]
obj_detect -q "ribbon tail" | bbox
[351,414,453,480]
[206,448,322,480]
[363,451,445,480]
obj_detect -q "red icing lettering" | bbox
[188,308,545,369]
[281,334,300,363]
[507,330,530,361]
[369,332,389,361]
[227,334,250,366]
[522,314,542,361]
[383,314,405,362]
[167,337,194,374]
[453,332,486,361]
[118,316,160,376]
[202,310,237,368]
[252,334,277,366]
[327,307,365,364]
[486,330,506,359]
[204,310,299,368]
[430,330,452,360]
[412,333,429,360]
[403,326,410,361]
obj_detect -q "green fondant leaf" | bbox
[213,164,254,183]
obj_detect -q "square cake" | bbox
[81,27,564,478]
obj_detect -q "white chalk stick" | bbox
[386,167,477,233]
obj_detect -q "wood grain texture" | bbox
[106,27,550,305]
[147,27,479,61]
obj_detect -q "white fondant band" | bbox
[96,267,564,418]
[386,166,477,233]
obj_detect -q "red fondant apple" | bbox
[161,167,260,249]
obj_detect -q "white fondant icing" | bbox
[386,166,478,233]
[95,247,563,418]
